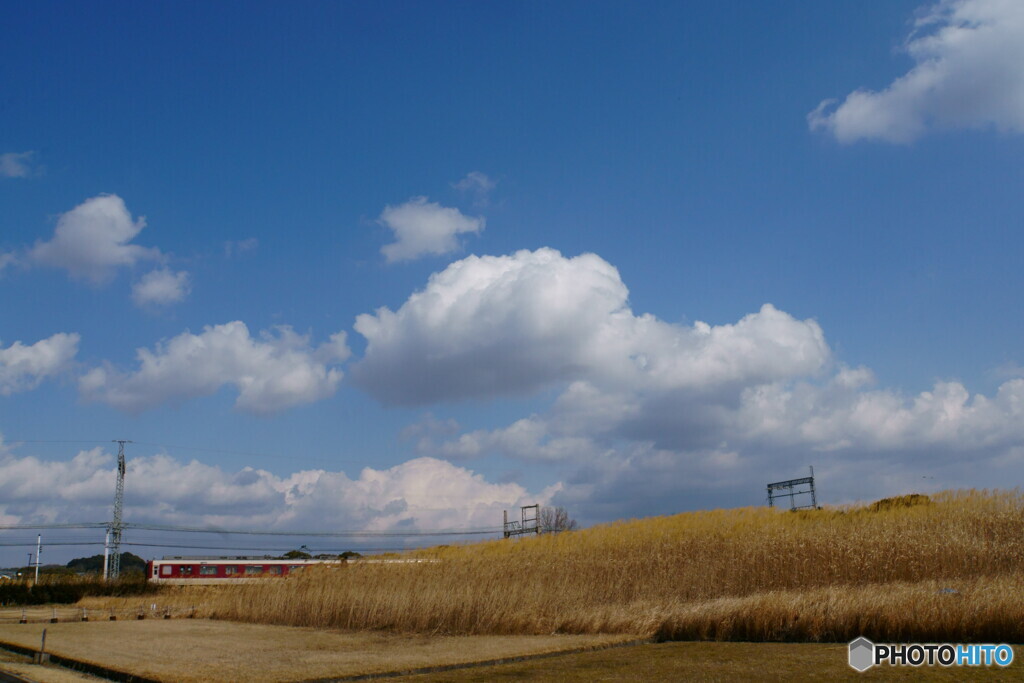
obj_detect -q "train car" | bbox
[147,556,343,584]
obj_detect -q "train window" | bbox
[244,565,263,575]
[225,566,239,575]
[269,565,283,575]
[180,566,193,576]
[288,565,304,572]
[199,566,217,575]
[160,565,172,576]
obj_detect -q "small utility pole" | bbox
[103,529,110,581]
[35,535,41,583]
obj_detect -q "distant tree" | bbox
[339,551,363,560]
[282,549,312,559]
[65,553,146,575]
[539,506,578,533]
[40,565,75,577]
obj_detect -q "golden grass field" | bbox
[0,490,1019,681]
[83,490,1024,643]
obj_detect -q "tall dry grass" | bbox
[166,490,1024,640]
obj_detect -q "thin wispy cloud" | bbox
[0,151,41,178]
[132,268,192,307]
[452,171,496,207]
[224,238,259,258]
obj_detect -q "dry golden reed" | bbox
[164,490,1024,640]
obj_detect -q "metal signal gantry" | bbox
[767,465,818,511]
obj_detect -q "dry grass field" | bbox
[3,491,1019,680]
[132,490,1023,642]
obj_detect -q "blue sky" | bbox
[2,0,1023,564]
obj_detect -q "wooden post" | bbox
[33,628,49,663]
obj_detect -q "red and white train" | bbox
[147,556,342,584]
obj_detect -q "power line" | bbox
[123,542,421,553]
[0,541,104,547]
[128,440,357,468]
[0,528,107,532]
[123,523,501,537]
[2,440,111,445]
[0,522,502,536]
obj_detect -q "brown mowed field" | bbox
[0,645,102,682]
[0,620,634,683]
[389,641,1024,682]
[5,630,1022,682]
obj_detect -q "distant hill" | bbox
[66,553,147,575]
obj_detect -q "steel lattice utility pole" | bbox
[106,440,130,581]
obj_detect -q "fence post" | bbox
[33,628,49,664]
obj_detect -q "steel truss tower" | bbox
[107,440,130,580]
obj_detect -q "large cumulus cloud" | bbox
[357,248,1024,519]
[353,248,829,405]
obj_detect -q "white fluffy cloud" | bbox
[131,268,191,307]
[79,322,351,414]
[30,194,161,285]
[353,248,828,405]
[810,0,1024,143]
[355,247,1024,519]
[0,333,80,396]
[737,373,1024,454]
[379,197,485,263]
[0,151,40,178]
[0,446,556,538]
